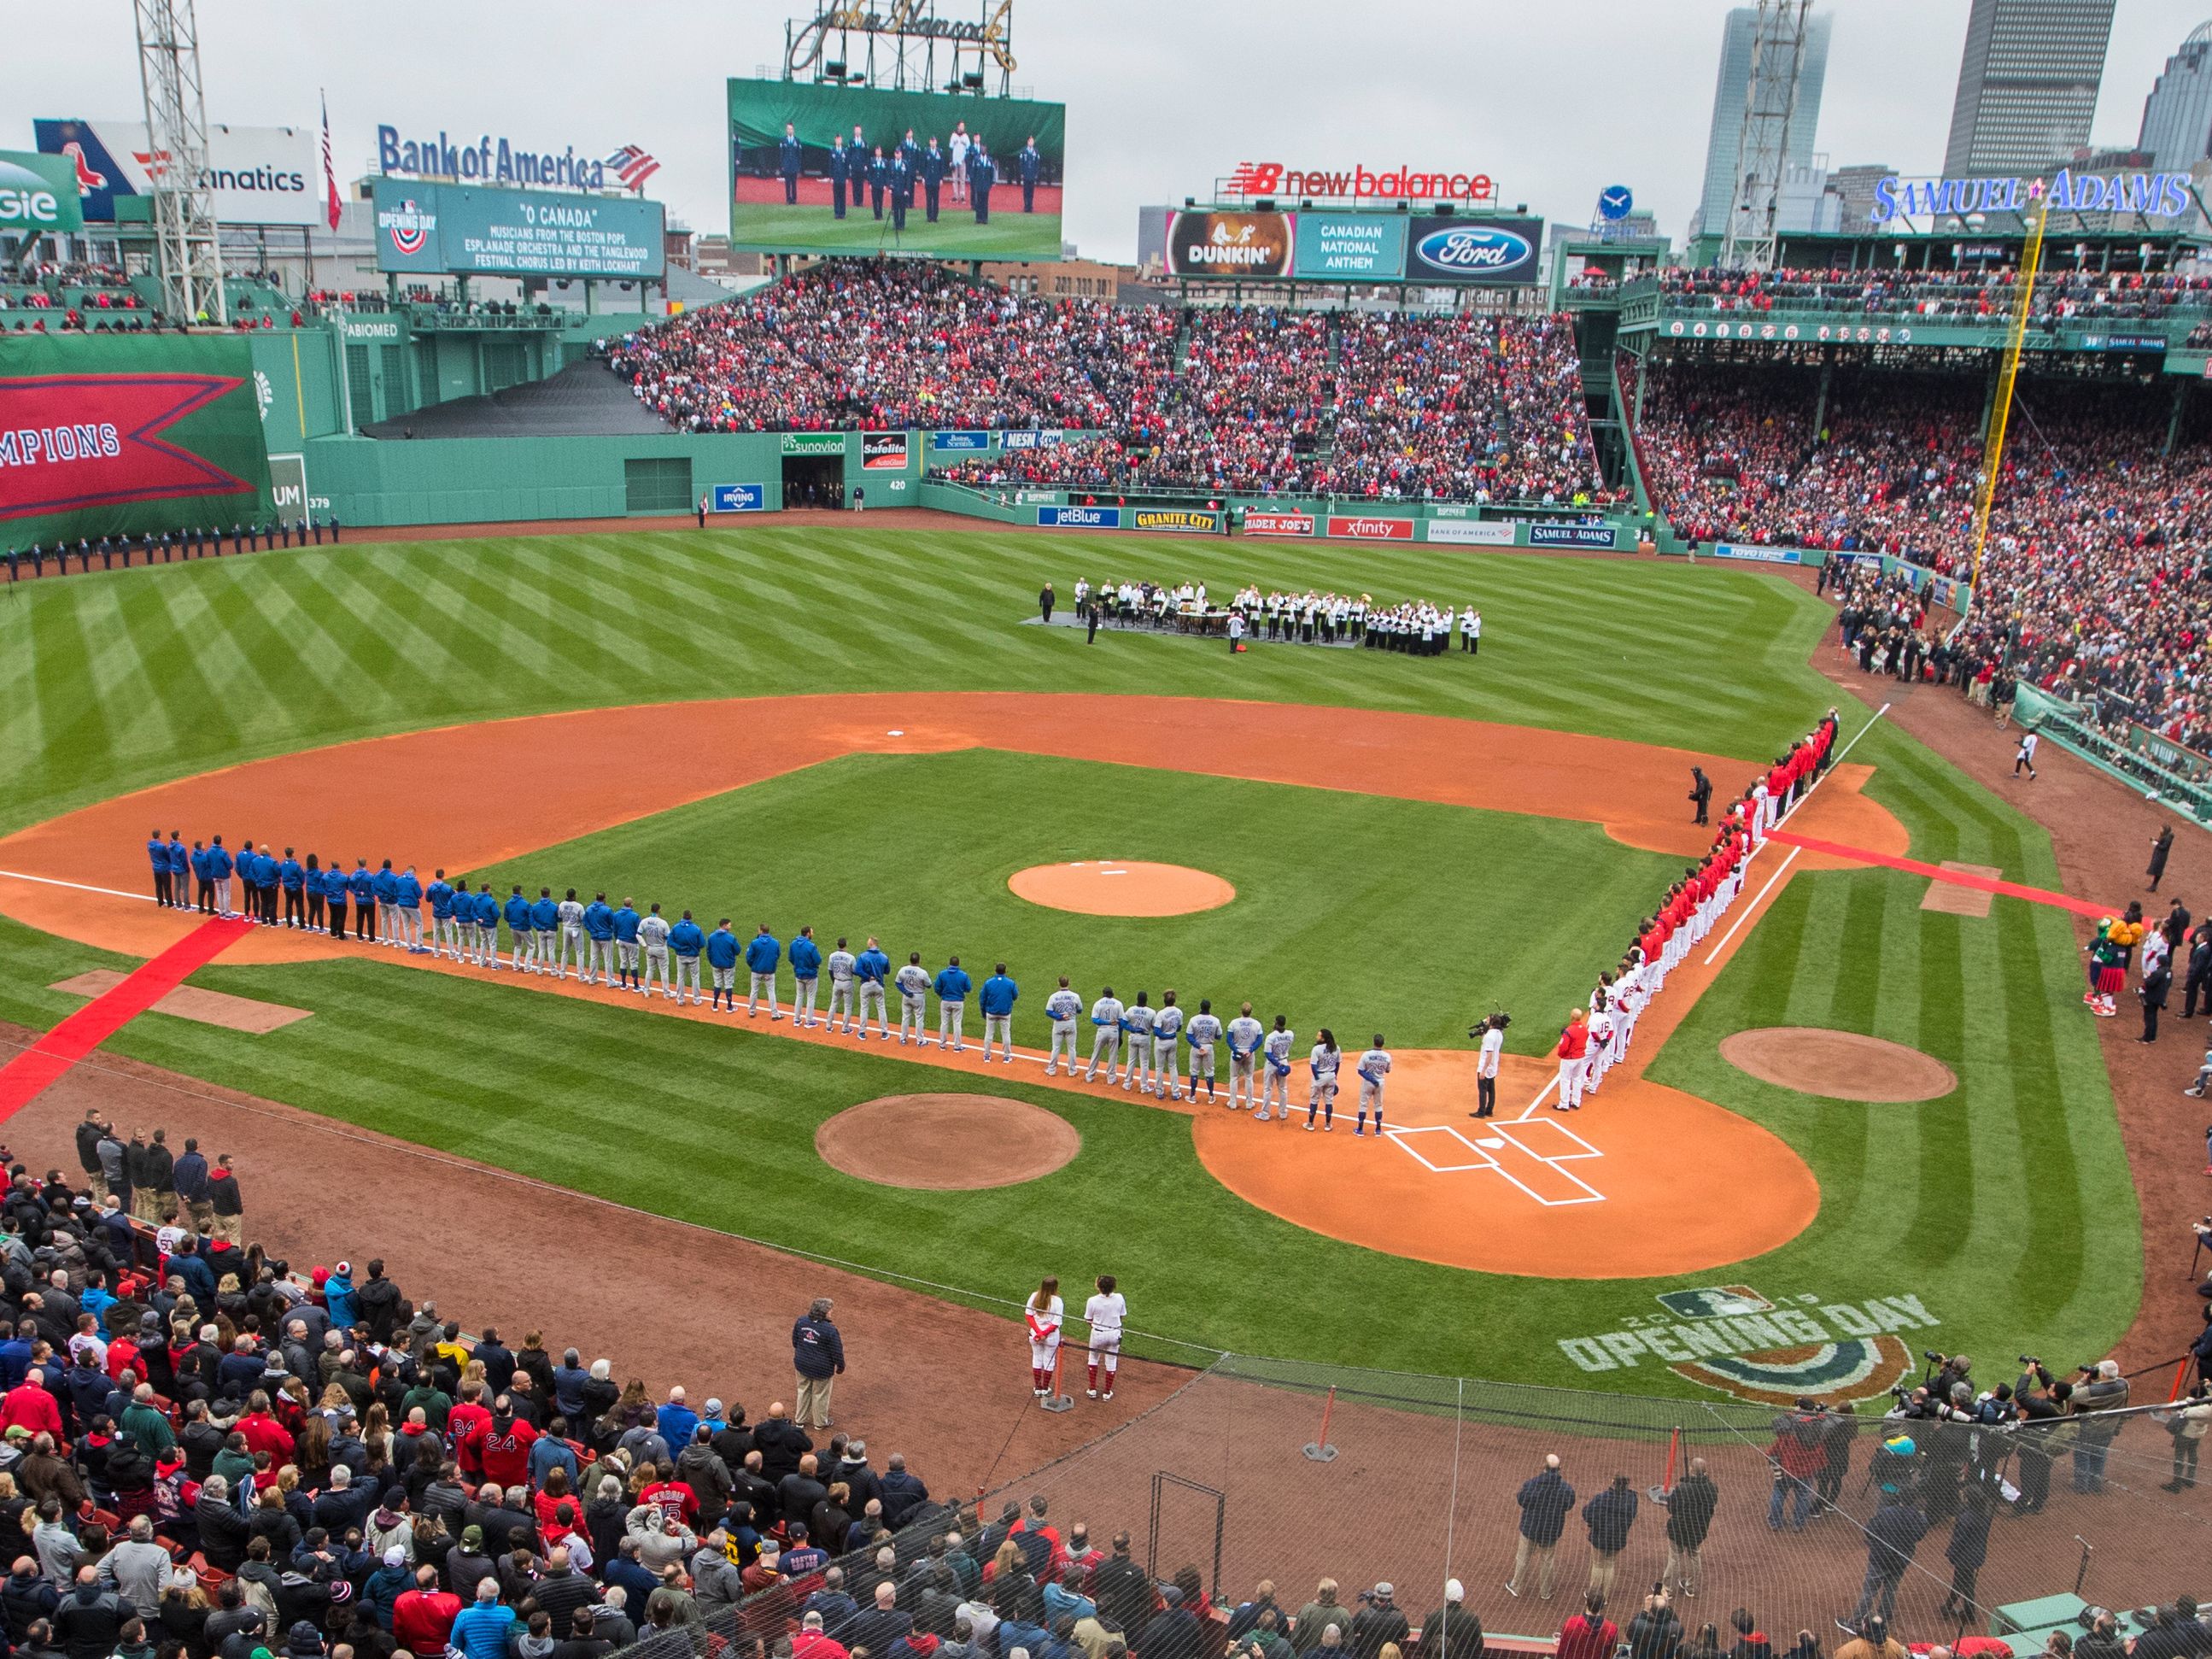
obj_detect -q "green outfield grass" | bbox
[465,748,1678,1055]
[0,526,2139,1389]
[730,202,1061,258]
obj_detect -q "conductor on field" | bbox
[1688,767,1712,826]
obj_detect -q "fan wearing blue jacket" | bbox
[980,963,1020,1063]
[371,859,401,946]
[396,865,426,952]
[279,847,306,929]
[669,909,707,1005]
[471,882,501,967]
[705,918,742,1010]
[745,925,783,1020]
[790,926,825,1027]
[530,888,559,971]
[426,869,458,958]
[504,886,535,972]
[206,836,234,917]
[934,956,974,1052]
[613,897,642,990]
[582,892,617,985]
[855,936,892,1039]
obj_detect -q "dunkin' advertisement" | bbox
[1165,210,1293,278]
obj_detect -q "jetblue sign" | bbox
[1406,215,1542,285]
[1870,169,2192,223]
[1038,505,1120,529]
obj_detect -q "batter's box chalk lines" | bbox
[1384,1123,1606,1207]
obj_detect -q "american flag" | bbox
[321,92,341,231]
[605,144,661,194]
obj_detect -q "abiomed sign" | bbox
[1870,168,2192,222]
[1559,1283,1941,1406]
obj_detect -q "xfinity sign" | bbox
[1870,168,2193,222]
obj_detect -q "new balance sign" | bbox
[1327,515,1413,541]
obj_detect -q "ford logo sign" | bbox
[1414,225,1532,273]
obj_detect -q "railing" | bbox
[2014,684,2212,824]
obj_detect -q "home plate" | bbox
[887,730,904,736]
[1475,1137,1506,1149]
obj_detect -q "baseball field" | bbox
[0,524,2137,1395]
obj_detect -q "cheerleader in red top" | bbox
[1025,1276,1064,1403]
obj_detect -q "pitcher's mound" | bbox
[1009,860,1235,917]
[1720,1028,1957,1102]
[816,1094,1080,1189]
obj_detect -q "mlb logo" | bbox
[1655,1286,1773,1320]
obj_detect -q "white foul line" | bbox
[0,867,160,905]
[1701,846,1801,966]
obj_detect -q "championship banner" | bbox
[0,335,273,546]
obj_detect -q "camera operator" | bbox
[2069,1360,2130,1495]
[1928,1352,1973,1404]
[2010,1361,2065,1515]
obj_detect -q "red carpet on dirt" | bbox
[0,916,254,1117]
[1769,830,2113,918]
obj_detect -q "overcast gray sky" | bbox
[5,0,2208,259]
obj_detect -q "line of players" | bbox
[1074,577,1482,654]
[1537,710,1840,1113]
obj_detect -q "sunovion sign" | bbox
[1870,168,2193,222]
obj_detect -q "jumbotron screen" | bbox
[729,78,1065,259]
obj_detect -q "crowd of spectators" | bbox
[1636,360,2212,750]
[604,262,1603,504]
[1659,266,2212,325]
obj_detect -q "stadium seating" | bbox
[1659,265,2212,323]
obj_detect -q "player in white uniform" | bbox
[1185,1000,1223,1103]
[1306,1029,1340,1130]
[1121,993,1156,1093]
[554,888,586,978]
[1025,1275,1062,1402]
[1086,988,1124,1082]
[1585,994,1616,1097]
[894,953,932,1044]
[1258,1016,1296,1121]
[1153,991,1185,1100]
[1083,1274,1126,1401]
[1226,1003,1264,1111]
[637,903,674,1000]
[948,124,970,205]
[1044,977,1083,1074]
[826,937,857,1032]
[1355,1035,1392,1136]
[1472,1014,1505,1118]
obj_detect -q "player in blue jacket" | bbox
[325,859,349,941]
[279,848,306,929]
[253,845,280,926]
[425,870,455,958]
[166,834,190,911]
[395,865,425,953]
[612,898,643,991]
[582,893,616,985]
[933,956,974,1052]
[370,859,400,946]
[789,926,824,1027]
[530,888,559,970]
[471,882,500,967]
[188,841,212,913]
[504,886,535,973]
[980,963,1020,1064]
[705,918,742,1011]
[147,830,174,910]
[855,936,891,1039]
[232,840,256,922]
[745,925,783,1020]
[206,837,234,917]
[346,859,373,941]
[669,910,707,1005]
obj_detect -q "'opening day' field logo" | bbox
[377,197,436,256]
[1558,1284,1938,1405]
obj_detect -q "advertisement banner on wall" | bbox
[1000,429,1065,450]
[1327,514,1415,541]
[0,334,272,545]
[35,119,319,226]
[1243,509,1316,537]
[1527,520,1618,548]
[1404,214,1545,285]
[1166,210,1294,278]
[711,484,766,512]
[930,431,991,452]
[1132,507,1221,532]
[372,177,664,279]
[1290,213,1407,280]
[1038,504,1121,529]
[861,432,911,471]
[1425,519,1516,546]
[1709,542,1805,564]
[780,432,846,455]
[0,149,81,233]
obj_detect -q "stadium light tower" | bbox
[134,0,226,325]
[1721,0,1814,270]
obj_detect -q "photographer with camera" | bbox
[2010,1360,2066,1514]
[2069,1359,2130,1494]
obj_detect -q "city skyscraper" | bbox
[1942,0,2116,176]
[2139,21,2212,173]
[1692,7,1833,241]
